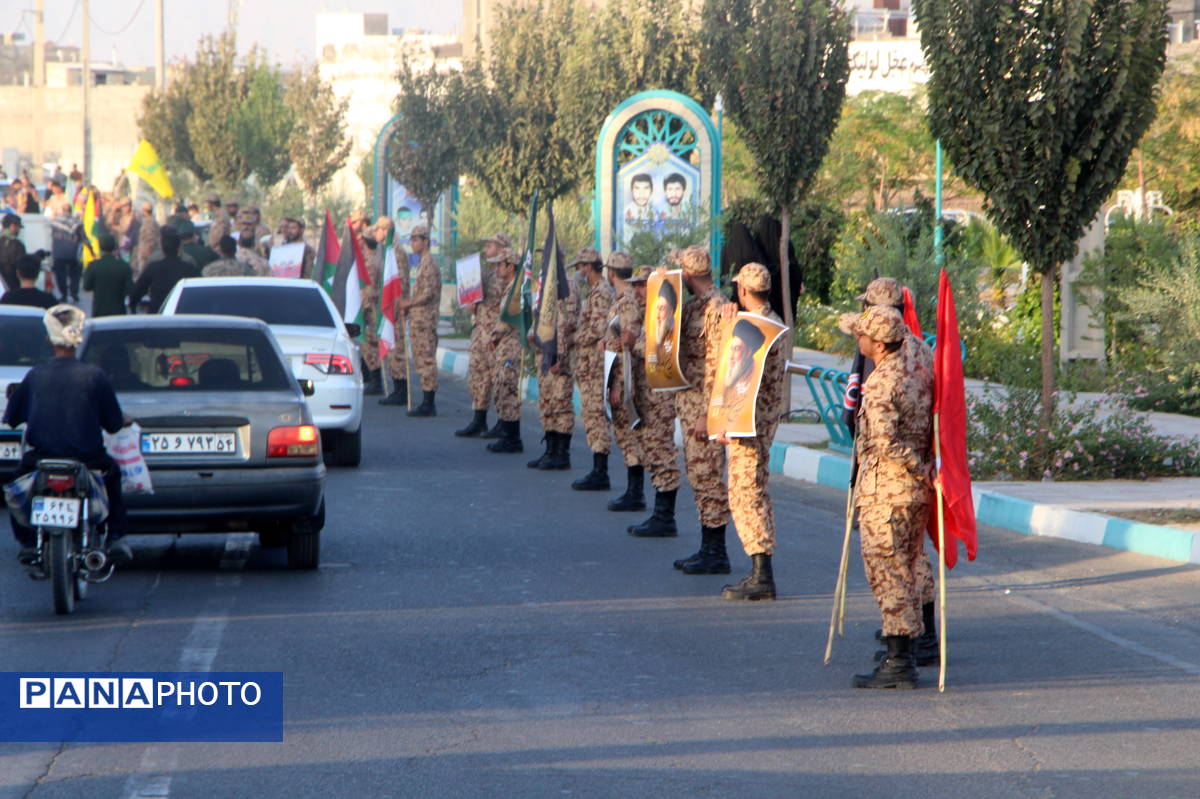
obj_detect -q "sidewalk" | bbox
[435,340,1200,566]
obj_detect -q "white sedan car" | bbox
[160,277,364,466]
[0,305,55,477]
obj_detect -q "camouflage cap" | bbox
[567,247,601,268]
[678,245,711,277]
[856,277,903,306]
[480,232,512,248]
[410,224,430,238]
[731,262,771,292]
[839,305,907,343]
[486,246,519,265]
[626,266,653,284]
[664,248,681,266]
[605,251,632,271]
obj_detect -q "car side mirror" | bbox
[344,322,361,338]
[298,379,315,397]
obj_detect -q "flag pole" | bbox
[824,471,856,664]
[404,315,414,411]
[935,413,948,692]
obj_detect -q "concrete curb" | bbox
[438,345,1200,566]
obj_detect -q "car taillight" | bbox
[267,425,320,458]
[45,474,75,492]
[304,353,354,375]
[169,376,195,387]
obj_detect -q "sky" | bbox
[5,1,463,68]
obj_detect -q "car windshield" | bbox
[174,285,335,328]
[0,316,54,366]
[81,327,293,392]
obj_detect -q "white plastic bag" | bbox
[104,423,154,495]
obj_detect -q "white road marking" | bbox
[120,534,254,799]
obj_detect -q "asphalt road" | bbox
[2,375,1200,798]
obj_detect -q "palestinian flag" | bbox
[377,228,404,362]
[317,210,340,294]
[341,221,368,333]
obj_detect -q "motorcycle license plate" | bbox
[141,432,236,454]
[31,496,80,528]
[0,441,19,461]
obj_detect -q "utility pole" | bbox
[32,0,45,87]
[82,0,92,183]
[155,0,165,90]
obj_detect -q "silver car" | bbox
[0,305,54,479]
[78,315,327,569]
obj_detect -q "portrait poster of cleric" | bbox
[644,269,688,391]
[706,313,789,439]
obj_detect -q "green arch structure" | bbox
[594,90,722,278]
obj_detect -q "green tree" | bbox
[234,57,293,187]
[915,0,1170,431]
[387,56,480,219]
[701,0,851,331]
[139,77,208,181]
[185,34,252,188]
[285,66,352,196]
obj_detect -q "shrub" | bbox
[967,385,1200,481]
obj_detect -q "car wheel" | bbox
[286,499,325,570]
[258,526,287,548]
[331,427,362,468]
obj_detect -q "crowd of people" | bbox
[440,237,941,689]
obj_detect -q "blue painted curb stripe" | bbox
[436,346,1200,566]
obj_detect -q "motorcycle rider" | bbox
[4,305,132,566]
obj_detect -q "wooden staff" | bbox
[824,450,857,665]
[935,414,948,692]
[404,313,414,411]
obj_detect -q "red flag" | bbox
[927,269,977,569]
[901,286,923,338]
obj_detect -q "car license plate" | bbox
[31,496,80,528]
[0,441,19,461]
[141,432,237,455]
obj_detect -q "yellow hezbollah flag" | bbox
[128,139,174,198]
[80,187,100,269]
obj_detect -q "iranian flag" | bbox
[377,229,404,362]
[341,221,368,332]
[317,210,340,294]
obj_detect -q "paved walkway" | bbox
[435,339,1200,565]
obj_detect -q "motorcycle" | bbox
[24,458,114,615]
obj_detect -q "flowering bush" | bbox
[966,386,1200,481]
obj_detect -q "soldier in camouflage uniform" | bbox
[358,219,385,395]
[853,277,940,667]
[397,224,439,416]
[707,263,788,602]
[603,253,646,512]
[374,217,412,407]
[205,194,232,251]
[201,235,251,277]
[526,269,580,470]
[456,233,510,437]
[669,247,732,573]
[132,201,160,280]
[839,304,934,689]
[568,249,615,491]
[625,266,681,538]
[485,247,524,453]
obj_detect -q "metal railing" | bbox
[788,362,854,455]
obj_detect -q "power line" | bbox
[53,0,82,44]
[89,0,149,37]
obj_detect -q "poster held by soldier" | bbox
[607,312,640,429]
[644,269,689,391]
[457,252,483,307]
[707,312,789,439]
[268,242,305,279]
[603,350,617,421]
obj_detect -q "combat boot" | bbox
[607,465,646,511]
[539,432,571,470]
[628,488,678,537]
[379,380,408,405]
[874,602,939,666]
[455,409,488,437]
[721,553,776,601]
[526,434,552,469]
[407,390,436,417]
[487,420,523,453]
[681,525,731,574]
[854,635,918,689]
[480,419,505,439]
[363,368,383,396]
[572,452,610,490]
